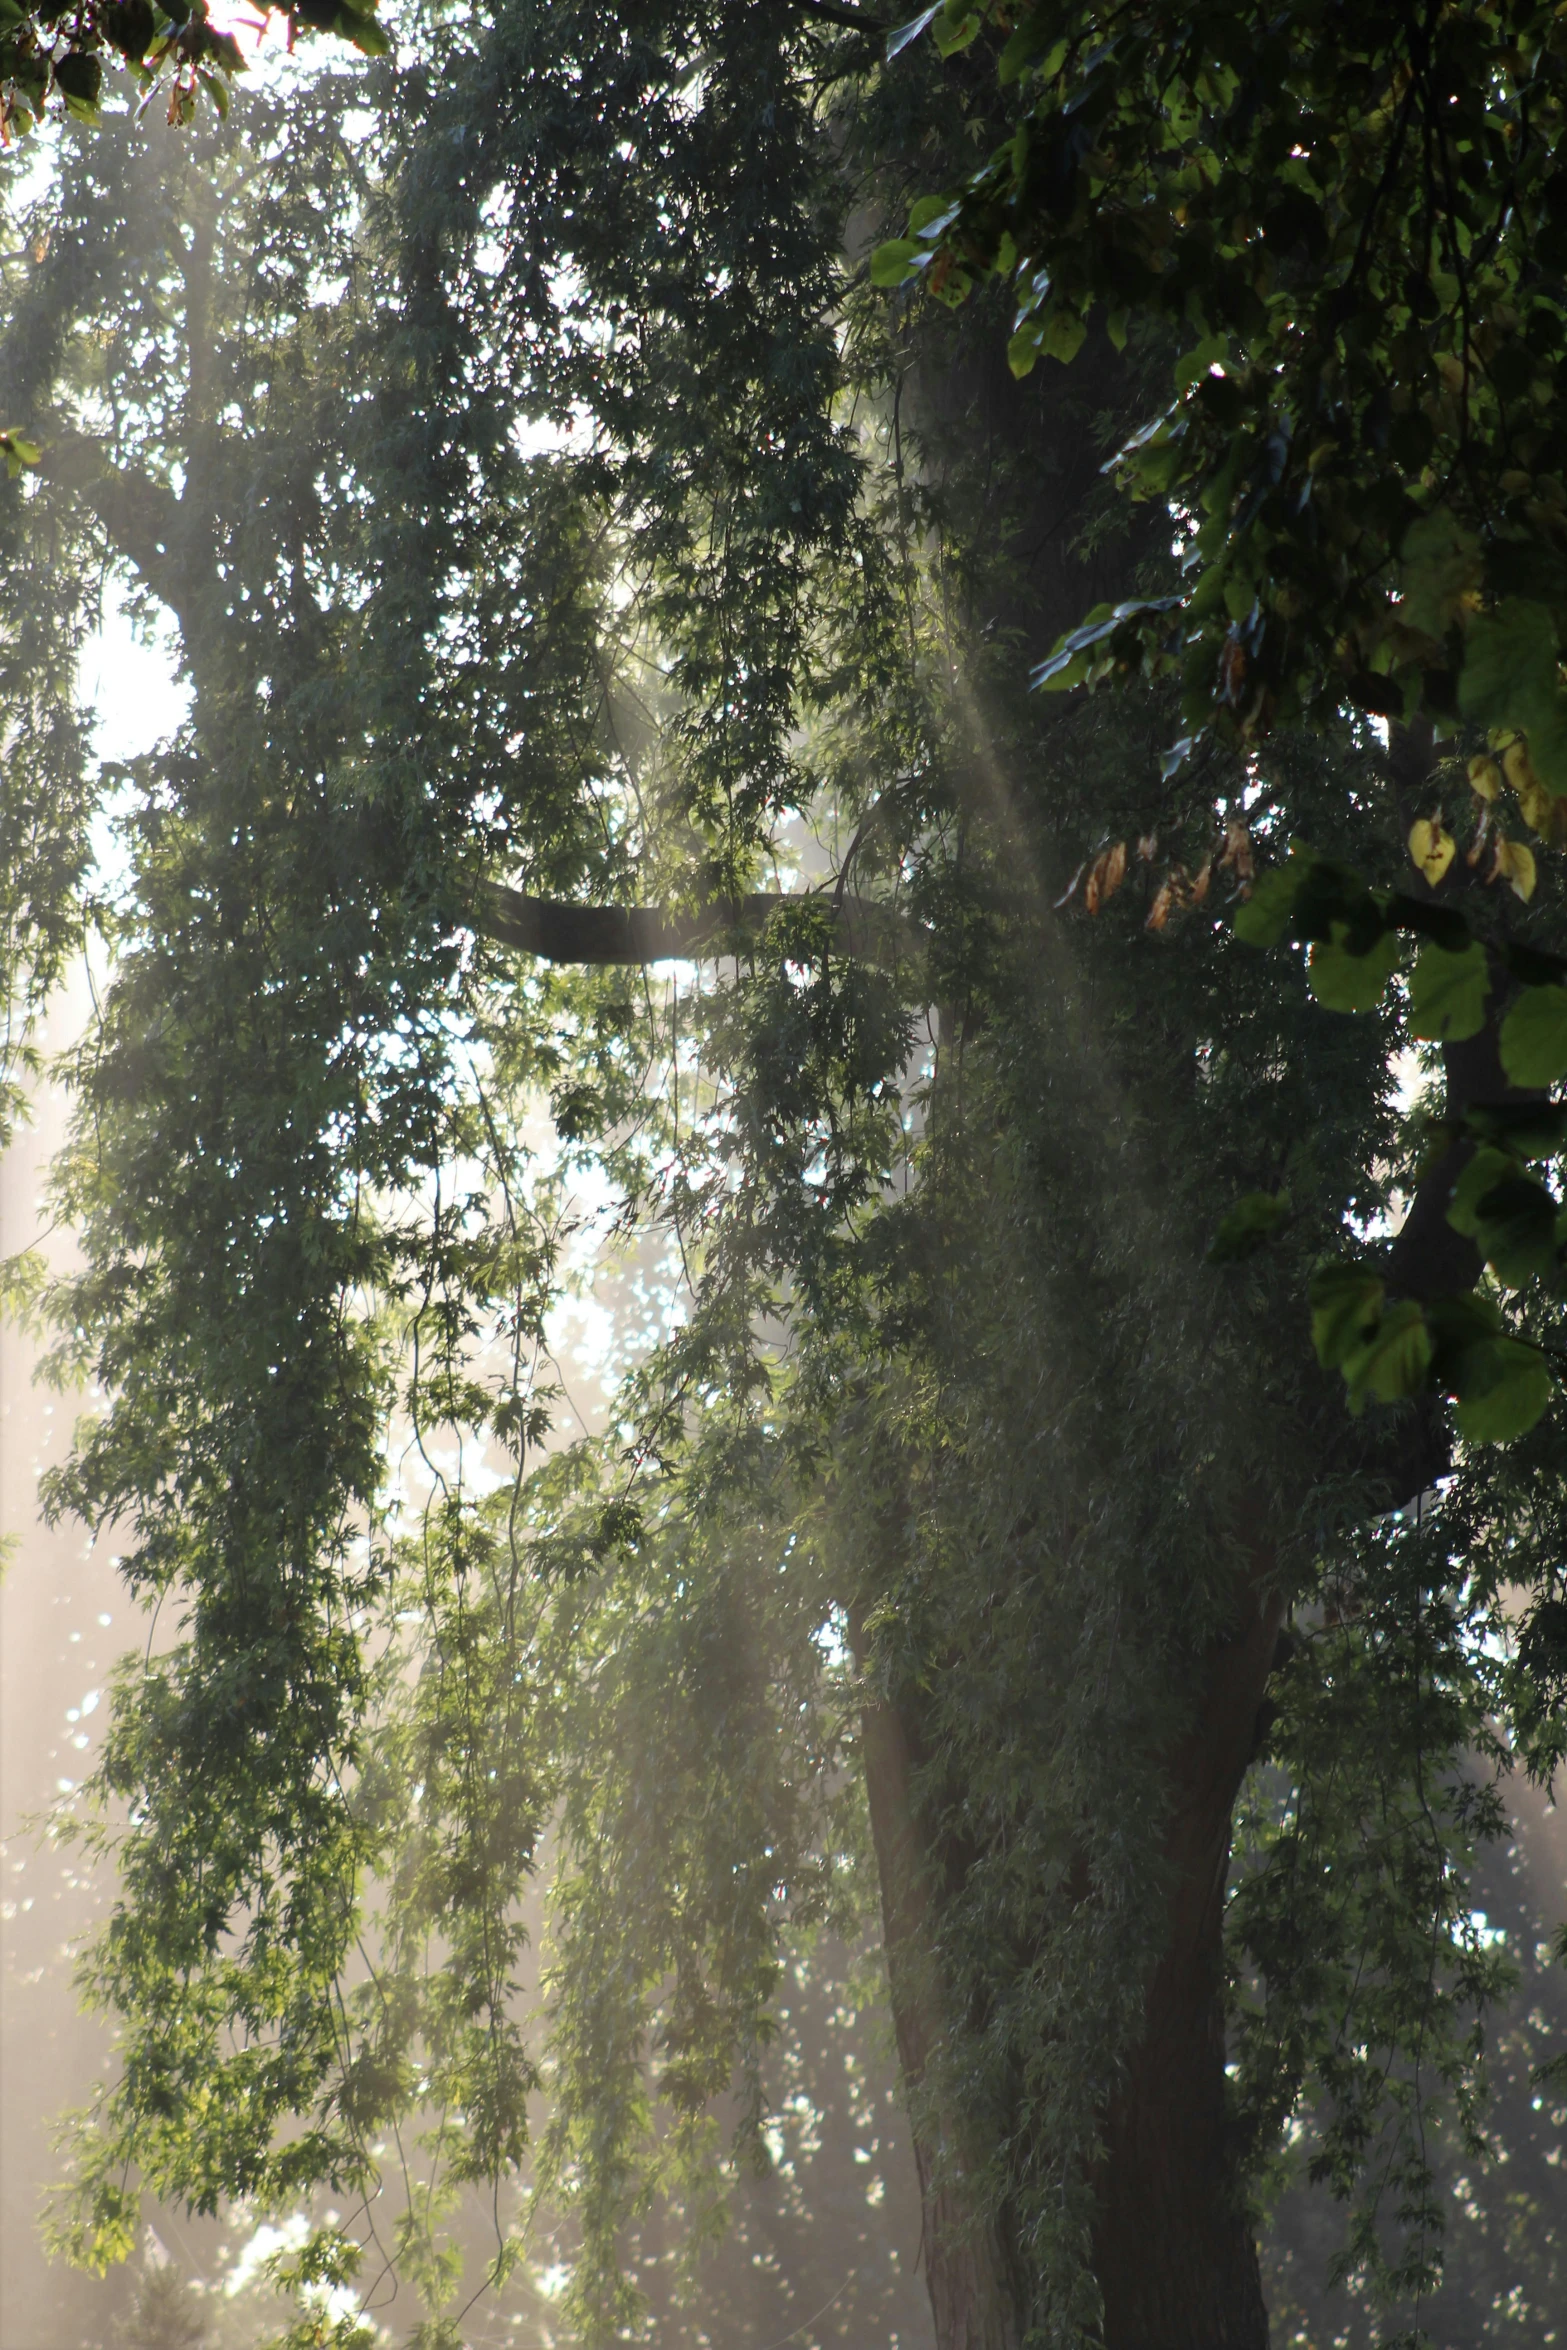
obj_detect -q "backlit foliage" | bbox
[0,7,1565,2345]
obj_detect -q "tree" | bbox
[2,9,1565,2350]
[879,0,1567,1447]
[119,2262,210,2350]
[0,0,382,148]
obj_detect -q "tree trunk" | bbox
[853,1610,1023,2350]
[1092,1571,1282,2350]
[855,1566,1282,2350]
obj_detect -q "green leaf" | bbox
[1458,599,1555,727]
[1029,595,1181,691]
[1452,1336,1553,1443]
[1500,984,1567,1087]
[1208,1189,1291,1264]
[345,12,391,52]
[1174,335,1229,393]
[908,194,960,237]
[1307,923,1400,1013]
[1309,1261,1385,1369]
[998,21,1063,82]
[1007,324,1042,379]
[1399,506,1483,638]
[871,239,926,289]
[1447,1149,1560,1284]
[933,6,981,55]
[52,46,102,115]
[1340,1298,1432,1410]
[1446,1146,1521,1237]
[1039,308,1086,364]
[1458,598,1567,796]
[1233,860,1309,948]
[1408,940,1490,1042]
[1477,1175,1560,1285]
[1467,1100,1567,1159]
[1425,1286,1504,1365]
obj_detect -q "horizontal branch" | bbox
[794,0,890,31]
[471,881,915,965]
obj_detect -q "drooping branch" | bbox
[471,879,917,965]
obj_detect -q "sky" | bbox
[80,585,190,767]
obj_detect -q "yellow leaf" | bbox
[1492,837,1538,901]
[1407,817,1456,885]
[1519,774,1554,834]
[1501,743,1557,832]
[1503,736,1540,800]
[1468,754,1502,802]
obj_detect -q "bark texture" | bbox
[852,1612,1023,2350]
[1092,1573,1283,2350]
[856,1568,1282,2350]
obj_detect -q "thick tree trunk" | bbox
[1092,1572,1282,2350]
[856,1565,1282,2350]
[853,1611,1023,2350]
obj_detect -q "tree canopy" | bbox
[861,0,1567,1450]
[3,6,1567,2348]
[0,0,382,152]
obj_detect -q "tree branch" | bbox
[794,0,890,31]
[38,429,186,610]
[471,880,916,965]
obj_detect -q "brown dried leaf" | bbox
[1219,819,1254,880]
[1189,857,1213,905]
[1136,832,1159,862]
[1084,839,1128,914]
[1145,878,1175,931]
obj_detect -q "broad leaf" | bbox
[1499,985,1567,1087]
[1446,1147,1523,1239]
[1408,941,1489,1042]
[1452,1337,1554,1443]
[1308,924,1400,1013]
[1340,1299,1433,1410]
[1407,818,1455,886]
[1309,1262,1385,1369]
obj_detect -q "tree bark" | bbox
[856,1561,1281,2350]
[851,1611,1023,2350]
[1092,1571,1282,2350]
